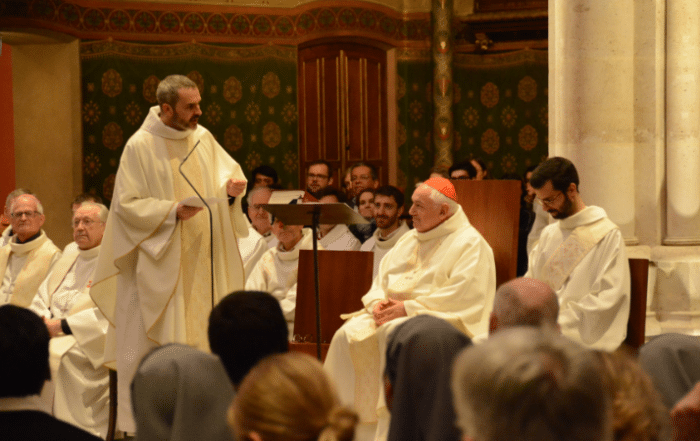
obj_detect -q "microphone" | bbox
[178,140,215,308]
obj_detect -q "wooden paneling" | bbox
[298,42,388,187]
[453,180,522,287]
[294,249,373,344]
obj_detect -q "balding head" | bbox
[489,277,559,335]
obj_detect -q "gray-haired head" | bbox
[5,188,33,213]
[156,75,198,110]
[79,202,109,223]
[452,327,611,441]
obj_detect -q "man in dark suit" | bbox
[0,304,101,441]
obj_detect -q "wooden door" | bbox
[298,42,388,188]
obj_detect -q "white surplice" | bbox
[90,106,248,432]
[360,221,411,278]
[324,206,495,441]
[30,245,109,438]
[0,230,61,307]
[245,228,318,338]
[319,224,361,251]
[238,221,268,278]
[525,206,630,350]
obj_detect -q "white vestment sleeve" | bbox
[29,275,52,318]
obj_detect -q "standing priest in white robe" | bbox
[324,177,496,441]
[360,185,410,278]
[525,157,630,351]
[0,194,61,307]
[30,202,109,438]
[245,217,319,338]
[90,75,248,434]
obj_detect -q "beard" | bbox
[375,213,399,230]
[549,196,574,219]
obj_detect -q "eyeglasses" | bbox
[72,218,101,228]
[11,211,39,219]
[351,174,372,182]
[307,174,329,180]
[250,204,267,211]
[537,192,564,207]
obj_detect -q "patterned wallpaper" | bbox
[396,49,434,191]
[453,49,548,178]
[80,41,299,202]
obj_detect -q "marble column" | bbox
[549,0,636,242]
[664,0,700,245]
[432,0,453,171]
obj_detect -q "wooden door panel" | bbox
[299,42,388,187]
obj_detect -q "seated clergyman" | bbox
[30,202,110,438]
[0,194,61,307]
[324,177,496,441]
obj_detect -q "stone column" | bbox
[549,0,636,242]
[432,0,453,171]
[664,0,700,245]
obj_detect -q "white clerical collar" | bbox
[415,206,469,242]
[9,230,47,255]
[276,229,313,261]
[377,221,406,241]
[141,106,194,140]
[558,205,607,230]
[77,244,101,260]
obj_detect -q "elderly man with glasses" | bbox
[525,157,630,351]
[0,194,61,307]
[29,202,110,438]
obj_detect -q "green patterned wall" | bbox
[80,41,299,203]
[453,49,548,178]
[396,55,434,191]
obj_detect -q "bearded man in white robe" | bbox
[30,202,109,438]
[525,157,630,351]
[360,186,410,278]
[324,177,496,441]
[0,194,61,307]
[90,75,248,433]
[246,217,319,338]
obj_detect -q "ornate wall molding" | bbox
[0,0,432,46]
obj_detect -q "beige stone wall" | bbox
[11,35,82,249]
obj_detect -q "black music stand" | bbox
[263,202,368,360]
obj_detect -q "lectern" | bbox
[263,202,368,359]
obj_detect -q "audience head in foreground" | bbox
[230,352,358,441]
[0,304,101,441]
[131,343,234,441]
[639,332,700,411]
[208,290,289,387]
[596,349,670,441]
[384,315,471,441]
[452,327,611,441]
[489,277,559,334]
[0,304,50,398]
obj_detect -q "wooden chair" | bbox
[106,369,117,441]
[291,249,373,360]
[452,180,522,287]
[624,258,649,350]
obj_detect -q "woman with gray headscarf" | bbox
[130,343,234,441]
[384,315,471,441]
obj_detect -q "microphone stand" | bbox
[178,140,215,308]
